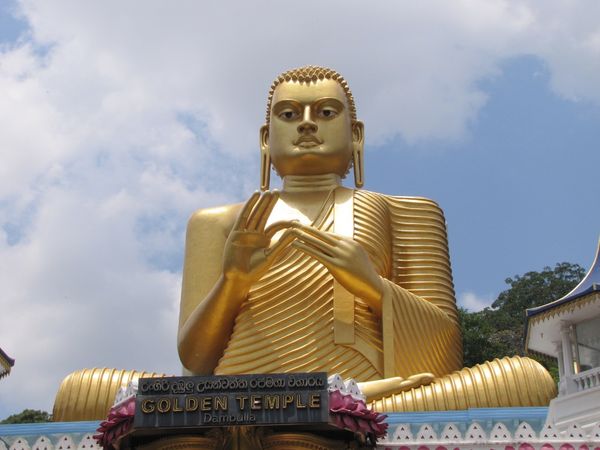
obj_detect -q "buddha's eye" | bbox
[278,109,299,120]
[318,107,338,119]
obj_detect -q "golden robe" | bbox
[213,189,555,411]
[215,189,461,379]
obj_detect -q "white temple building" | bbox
[526,239,600,433]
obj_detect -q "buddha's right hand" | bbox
[222,191,295,289]
[358,373,435,402]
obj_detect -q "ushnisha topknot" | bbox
[265,65,358,125]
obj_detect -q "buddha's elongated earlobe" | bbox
[260,125,271,191]
[260,149,271,191]
[353,147,364,188]
[352,121,365,188]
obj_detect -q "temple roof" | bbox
[0,347,15,379]
[525,238,600,357]
[526,238,600,319]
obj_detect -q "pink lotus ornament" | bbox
[327,374,388,439]
[94,396,136,449]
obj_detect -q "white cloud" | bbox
[1,0,599,416]
[458,291,495,312]
[524,1,600,103]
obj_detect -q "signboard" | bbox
[133,372,329,429]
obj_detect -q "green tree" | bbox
[460,307,511,367]
[1,409,52,424]
[461,262,585,375]
[490,262,585,332]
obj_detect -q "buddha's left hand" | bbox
[289,223,384,315]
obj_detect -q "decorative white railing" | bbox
[573,365,600,391]
[378,420,600,448]
[0,433,100,450]
[3,422,600,450]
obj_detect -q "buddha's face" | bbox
[261,79,364,178]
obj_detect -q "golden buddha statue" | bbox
[53,66,555,422]
[177,66,555,409]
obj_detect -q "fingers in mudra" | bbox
[224,191,304,285]
[264,229,296,261]
[247,191,278,231]
[288,222,383,308]
[289,223,343,261]
[233,191,278,232]
[233,191,260,231]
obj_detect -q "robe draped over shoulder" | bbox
[214,189,462,380]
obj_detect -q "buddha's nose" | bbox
[297,106,318,134]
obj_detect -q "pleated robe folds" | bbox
[214,189,462,381]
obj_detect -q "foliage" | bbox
[490,262,585,330]
[460,262,585,379]
[460,307,510,367]
[0,409,52,424]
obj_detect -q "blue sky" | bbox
[0,1,25,44]
[0,1,599,418]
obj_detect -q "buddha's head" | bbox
[260,66,364,190]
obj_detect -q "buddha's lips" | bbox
[294,136,322,147]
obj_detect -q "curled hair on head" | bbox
[265,66,357,126]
